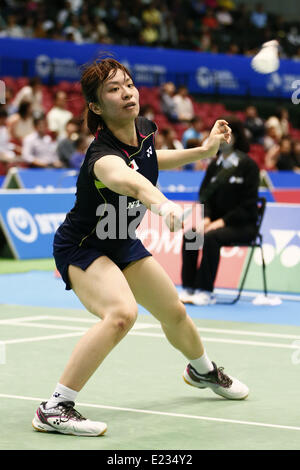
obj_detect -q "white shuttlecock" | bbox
[251,40,280,74]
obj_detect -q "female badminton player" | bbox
[32,58,249,437]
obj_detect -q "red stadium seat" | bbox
[249,144,266,169]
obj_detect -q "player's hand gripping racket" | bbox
[158,202,193,232]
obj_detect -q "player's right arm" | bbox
[93,155,185,231]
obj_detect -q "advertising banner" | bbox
[243,203,300,293]
[137,202,300,294]
[0,188,299,294]
[0,190,75,258]
[0,38,299,98]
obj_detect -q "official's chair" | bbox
[218,197,267,304]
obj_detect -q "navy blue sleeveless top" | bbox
[56,117,158,249]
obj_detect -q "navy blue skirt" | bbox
[53,231,152,290]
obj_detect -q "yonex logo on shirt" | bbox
[146,146,153,158]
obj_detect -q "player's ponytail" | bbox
[80,56,133,136]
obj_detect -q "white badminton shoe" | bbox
[32,401,107,437]
[179,288,194,303]
[183,362,249,400]
[188,291,216,305]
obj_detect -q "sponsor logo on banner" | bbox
[0,191,75,258]
[35,54,79,80]
[6,208,66,243]
[196,67,239,90]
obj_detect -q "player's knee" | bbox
[165,300,187,327]
[110,304,138,333]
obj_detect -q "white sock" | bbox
[190,351,214,374]
[45,383,78,409]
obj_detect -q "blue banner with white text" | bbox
[0,38,300,98]
[0,190,75,259]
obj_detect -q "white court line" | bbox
[4,332,83,344]
[0,316,49,325]
[1,317,299,349]
[0,393,300,433]
[6,314,300,340]
[13,322,87,332]
[1,328,298,350]
[40,316,300,340]
[129,331,299,349]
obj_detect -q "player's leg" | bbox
[123,256,249,400]
[57,256,138,390]
[124,256,204,359]
[33,256,138,436]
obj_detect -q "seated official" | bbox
[180,117,260,306]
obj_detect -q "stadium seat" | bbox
[249,144,266,169]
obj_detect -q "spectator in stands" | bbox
[154,132,166,150]
[142,1,162,26]
[139,20,159,45]
[47,91,73,140]
[201,8,219,30]
[57,0,73,26]
[63,15,84,43]
[140,104,155,121]
[250,3,268,29]
[0,108,16,163]
[275,137,299,171]
[198,25,213,52]
[69,134,89,169]
[264,136,300,171]
[218,0,235,9]
[186,137,208,170]
[57,118,80,167]
[12,77,44,116]
[180,117,259,305]
[2,87,15,116]
[7,100,34,142]
[263,119,281,151]
[173,85,195,123]
[277,107,290,137]
[160,127,183,150]
[216,6,233,28]
[159,16,178,48]
[5,14,24,38]
[226,43,240,55]
[244,105,265,144]
[183,116,208,145]
[22,115,61,168]
[160,82,179,122]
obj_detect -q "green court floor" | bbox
[1,304,300,450]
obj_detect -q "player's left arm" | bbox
[156,120,231,170]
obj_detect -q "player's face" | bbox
[98,69,140,124]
